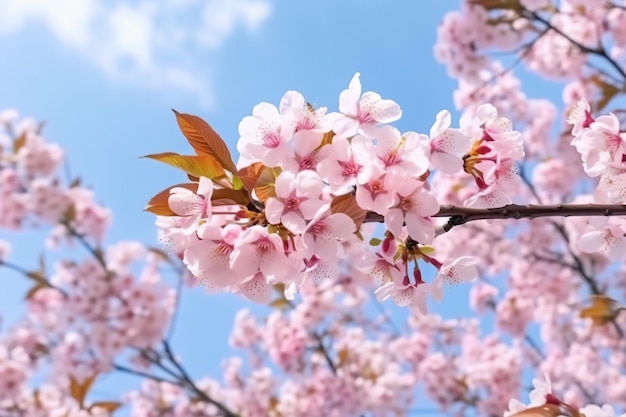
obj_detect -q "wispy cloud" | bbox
[0,0,272,106]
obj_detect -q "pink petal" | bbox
[281,211,306,234]
[279,90,305,115]
[265,198,285,225]
[168,189,202,216]
[578,231,604,254]
[239,272,272,303]
[429,110,451,138]
[197,176,214,197]
[384,208,405,238]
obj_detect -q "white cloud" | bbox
[0,0,273,107]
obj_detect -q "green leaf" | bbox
[143,152,226,180]
[232,175,244,191]
[419,245,436,255]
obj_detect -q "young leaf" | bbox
[143,152,226,180]
[69,374,98,408]
[25,270,47,284]
[269,297,291,310]
[211,188,250,206]
[588,74,624,112]
[238,162,264,192]
[508,405,567,417]
[330,193,367,230]
[145,183,197,216]
[254,166,282,203]
[317,130,335,149]
[24,282,52,300]
[13,132,27,154]
[580,295,621,326]
[89,401,122,414]
[172,110,238,173]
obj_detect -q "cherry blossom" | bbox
[265,170,326,234]
[331,72,402,138]
[428,110,471,174]
[384,177,438,243]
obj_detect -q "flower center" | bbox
[338,160,361,177]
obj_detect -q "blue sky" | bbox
[0,0,566,410]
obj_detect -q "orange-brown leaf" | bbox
[588,74,622,111]
[13,132,27,154]
[89,401,122,414]
[24,282,51,300]
[580,295,621,326]
[330,193,366,230]
[238,162,265,192]
[336,348,350,368]
[269,297,291,310]
[508,404,565,417]
[212,188,250,207]
[254,166,282,203]
[25,270,47,284]
[318,131,335,149]
[469,0,521,11]
[144,183,197,216]
[173,110,238,173]
[69,374,98,408]
[143,152,226,180]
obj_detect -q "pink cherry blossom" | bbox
[384,177,439,243]
[331,72,402,138]
[183,223,242,291]
[300,204,356,261]
[316,134,375,194]
[428,110,471,174]
[571,112,626,177]
[567,99,595,136]
[355,165,395,216]
[579,218,626,261]
[430,256,478,300]
[375,266,434,314]
[168,176,213,234]
[265,170,326,234]
[229,226,292,281]
[373,126,430,177]
[237,96,295,168]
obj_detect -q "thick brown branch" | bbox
[364,204,626,232]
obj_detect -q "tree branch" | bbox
[161,341,240,417]
[364,203,626,232]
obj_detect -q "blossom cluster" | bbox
[566,100,626,261]
[0,110,177,416]
[152,73,529,312]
